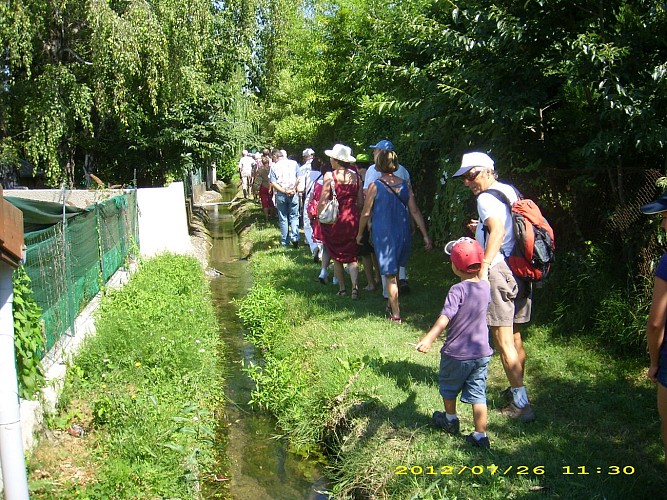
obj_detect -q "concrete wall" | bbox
[136,182,193,258]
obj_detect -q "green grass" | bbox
[27,254,226,499]
[237,213,665,499]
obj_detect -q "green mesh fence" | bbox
[20,191,138,356]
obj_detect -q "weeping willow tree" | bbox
[0,0,267,187]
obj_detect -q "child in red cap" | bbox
[416,237,493,448]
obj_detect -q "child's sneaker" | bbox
[465,433,491,449]
[432,411,459,434]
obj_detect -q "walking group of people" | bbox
[243,141,432,320]
[241,145,667,464]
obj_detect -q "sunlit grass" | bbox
[237,206,665,499]
[27,254,225,499]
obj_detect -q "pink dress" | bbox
[320,177,360,263]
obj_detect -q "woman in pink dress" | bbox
[318,144,364,299]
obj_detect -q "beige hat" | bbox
[325,144,356,163]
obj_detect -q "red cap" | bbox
[444,237,484,272]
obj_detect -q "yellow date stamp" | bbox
[395,465,636,476]
[395,465,545,476]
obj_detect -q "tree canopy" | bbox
[3,0,667,338]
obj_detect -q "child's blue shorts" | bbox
[439,355,491,405]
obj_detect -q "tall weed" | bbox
[536,242,650,355]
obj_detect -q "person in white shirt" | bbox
[238,150,255,198]
[298,149,323,260]
[453,151,534,423]
[269,148,301,247]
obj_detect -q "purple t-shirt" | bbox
[440,280,493,360]
[655,253,667,356]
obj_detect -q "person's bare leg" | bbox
[333,261,346,293]
[514,327,526,373]
[491,325,524,387]
[472,403,488,433]
[362,255,375,290]
[386,274,399,317]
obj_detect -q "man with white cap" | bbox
[453,151,535,422]
[363,139,412,295]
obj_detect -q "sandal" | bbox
[388,316,402,324]
[337,289,347,296]
[351,287,359,300]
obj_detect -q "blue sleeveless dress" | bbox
[371,179,411,275]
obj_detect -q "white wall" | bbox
[136,182,193,258]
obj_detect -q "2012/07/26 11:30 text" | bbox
[394,465,636,476]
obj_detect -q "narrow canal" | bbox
[204,188,329,499]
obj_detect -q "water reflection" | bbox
[205,193,329,499]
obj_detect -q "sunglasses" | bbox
[462,168,483,181]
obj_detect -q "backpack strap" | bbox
[480,185,519,258]
[483,184,522,207]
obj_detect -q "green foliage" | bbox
[13,266,45,400]
[534,241,651,355]
[236,282,289,347]
[30,253,223,497]
[1,0,263,188]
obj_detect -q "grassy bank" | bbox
[28,254,226,499]
[236,207,665,498]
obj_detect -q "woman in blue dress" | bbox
[357,150,432,323]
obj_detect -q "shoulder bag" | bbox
[318,177,339,224]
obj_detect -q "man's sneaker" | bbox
[499,402,535,422]
[499,386,512,400]
[398,279,411,293]
[432,411,460,434]
[465,433,491,449]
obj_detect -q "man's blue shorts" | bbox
[657,349,667,388]
[438,355,491,405]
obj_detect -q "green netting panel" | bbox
[24,225,70,353]
[98,196,127,282]
[19,191,139,357]
[66,210,103,313]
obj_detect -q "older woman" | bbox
[318,144,364,298]
[357,150,432,323]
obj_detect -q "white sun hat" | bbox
[324,144,356,163]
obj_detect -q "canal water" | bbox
[204,190,329,499]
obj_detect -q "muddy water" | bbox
[204,191,329,500]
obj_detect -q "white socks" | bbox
[511,386,529,408]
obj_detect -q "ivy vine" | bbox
[13,266,45,400]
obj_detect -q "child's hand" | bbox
[415,339,432,353]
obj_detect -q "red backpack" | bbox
[485,187,555,282]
